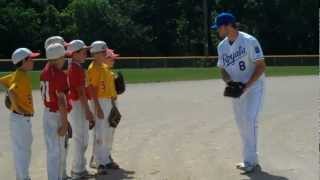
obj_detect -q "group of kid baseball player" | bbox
[0,36,124,180]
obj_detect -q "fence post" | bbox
[136,59,140,68]
[164,58,168,68]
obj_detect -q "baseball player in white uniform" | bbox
[211,12,266,173]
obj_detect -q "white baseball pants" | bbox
[232,80,265,166]
[90,99,115,165]
[69,100,89,173]
[43,108,67,180]
[10,112,33,180]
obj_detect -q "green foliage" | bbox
[212,0,318,54]
[0,1,41,56]
[0,0,317,58]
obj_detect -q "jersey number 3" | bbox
[239,61,246,71]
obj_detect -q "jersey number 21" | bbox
[40,81,50,102]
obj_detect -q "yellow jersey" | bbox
[0,70,34,114]
[87,62,117,99]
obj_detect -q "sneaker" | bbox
[236,162,260,174]
[97,165,108,175]
[89,156,97,169]
[62,175,72,180]
[109,155,114,162]
[105,162,120,170]
[71,170,95,179]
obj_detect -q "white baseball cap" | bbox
[90,41,108,54]
[11,48,40,64]
[66,40,89,55]
[90,41,119,59]
[44,36,68,49]
[46,43,66,60]
[106,48,119,60]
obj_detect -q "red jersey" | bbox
[67,61,86,101]
[40,63,71,112]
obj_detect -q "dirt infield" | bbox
[0,76,317,180]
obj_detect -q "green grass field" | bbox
[0,66,317,89]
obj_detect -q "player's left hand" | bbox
[224,81,245,98]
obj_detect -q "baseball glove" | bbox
[89,120,95,130]
[108,101,121,128]
[67,122,72,138]
[4,91,11,110]
[115,72,126,95]
[224,81,245,98]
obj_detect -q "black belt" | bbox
[13,111,33,117]
[44,106,58,113]
[49,109,57,113]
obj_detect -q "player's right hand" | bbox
[58,124,68,137]
[96,106,104,120]
[85,109,94,122]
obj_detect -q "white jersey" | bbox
[217,31,265,85]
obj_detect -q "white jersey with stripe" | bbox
[217,31,265,86]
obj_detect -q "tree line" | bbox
[0,0,317,58]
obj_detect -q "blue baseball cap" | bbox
[211,12,236,30]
